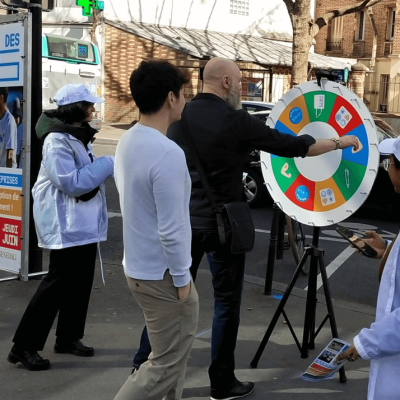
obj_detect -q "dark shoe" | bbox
[7,345,50,371]
[210,380,255,400]
[131,366,138,375]
[54,340,94,357]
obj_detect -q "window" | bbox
[387,8,396,40]
[355,11,365,41]
[379,74,390,113]
[44,34,96,64]
[230,0,249,16]
[327,16,343,51]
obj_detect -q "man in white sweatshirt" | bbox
[113,61,199,400]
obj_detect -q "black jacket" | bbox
[167,93,315,229]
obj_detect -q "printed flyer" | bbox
[300,338,350,382]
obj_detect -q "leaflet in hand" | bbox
[300,338,349,382]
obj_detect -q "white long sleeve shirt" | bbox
[354,233,400,400]
[114,123,192,288]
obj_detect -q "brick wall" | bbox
[314,0,398,58]
[104,24,201,123]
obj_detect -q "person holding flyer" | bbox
[338,136,400,400]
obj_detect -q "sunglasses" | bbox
[381,158,395,172]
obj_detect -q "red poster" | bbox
[0,217,22,251]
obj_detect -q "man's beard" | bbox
[226,84,242,110]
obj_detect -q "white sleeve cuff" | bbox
[354,334,369,360]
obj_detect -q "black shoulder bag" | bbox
[180,112,255,255]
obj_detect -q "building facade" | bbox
[315,0,400,113]
[3,0,349,124]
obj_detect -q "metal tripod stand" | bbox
[251,226,347,383]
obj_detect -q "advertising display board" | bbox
[0,168,22,273]
[260,80,380,227]
[0,13,32,280]
[0,19,24,86]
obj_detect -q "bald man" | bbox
[133,57,359,400]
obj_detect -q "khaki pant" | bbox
[113,271,199,400]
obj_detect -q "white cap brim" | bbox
[378,138,396,155]
[82,93,104,104]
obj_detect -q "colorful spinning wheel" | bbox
[260,80,380,227]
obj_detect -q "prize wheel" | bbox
[260,80,380,227]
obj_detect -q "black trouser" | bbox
[13,243,97,351]
[133,229,245,390]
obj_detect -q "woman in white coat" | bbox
[338,136,400,400]
[7,84,114,371]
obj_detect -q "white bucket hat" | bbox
[378,136,400,161]
[54,84,104,106]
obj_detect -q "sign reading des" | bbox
[76,0,104,17]
[0,21,24,86]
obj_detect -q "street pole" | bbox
[28,0,43,274]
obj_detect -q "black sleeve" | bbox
[236,110,316,158]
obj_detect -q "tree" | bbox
[283,0,385,87]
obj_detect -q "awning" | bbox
[105,19,352,70]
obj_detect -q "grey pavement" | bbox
[0,123,376,399]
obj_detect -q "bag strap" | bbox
[378,234,398,281]
[180,108,219,214]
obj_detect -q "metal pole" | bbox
[28,0,43,274]
[269,67,274,102]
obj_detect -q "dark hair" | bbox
[0,87,8,103]
[57,101,93,125]
[130,61,189,115]
[394,154,400,169]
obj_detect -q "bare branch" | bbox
[283,0,295,14]
[312,0,384,37]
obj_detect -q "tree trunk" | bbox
[284,0,384,87]
[288,0,313,87]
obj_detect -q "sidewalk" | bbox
[1,256,375,400]
[95,123,131,145]
[0,122,376,399]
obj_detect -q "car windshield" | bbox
[374,118,399,142]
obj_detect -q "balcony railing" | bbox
[353,41,365,57]
[384,41,393,55]
[326,38,343,52]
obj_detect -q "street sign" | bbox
[0,21,24,86]
[76,0,104,17]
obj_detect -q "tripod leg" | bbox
[301,251,318,358]
[318,253,347,383]
[251,249,310,368]
[264,204,281,295]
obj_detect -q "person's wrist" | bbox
[331,137,340,150]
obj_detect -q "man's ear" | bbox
[166,91,175,108]
[222,75,230,90]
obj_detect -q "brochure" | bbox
[300,338,350,382]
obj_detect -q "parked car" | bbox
[242,101,274,206]
[357,117,400,220]
[242,100,275,114]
